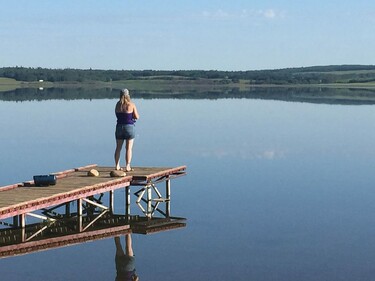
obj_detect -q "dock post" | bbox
[147,184,152,217]
[110,190,114,214]
[20,214,25,242]
[65,202,71,217]
[77,199,82,232]
[125,187,130,216]
[13,216,19,227]
[166,179,171,217]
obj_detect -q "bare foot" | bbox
[125,165,133,172]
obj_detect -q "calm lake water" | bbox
[1,89,375,280]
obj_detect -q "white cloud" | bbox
[257,150,285,160]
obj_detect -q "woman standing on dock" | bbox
[114,89,139,172]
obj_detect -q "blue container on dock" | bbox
[33,175,57,186]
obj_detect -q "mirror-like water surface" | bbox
[1,89,375,281]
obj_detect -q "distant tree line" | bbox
[1,65,375,84]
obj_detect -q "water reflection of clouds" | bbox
[201,8,286,21]
[194,146,286,160]
[260,149,285,160]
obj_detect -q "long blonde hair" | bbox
[119,89,131,111]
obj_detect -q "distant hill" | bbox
[1,65,375,85]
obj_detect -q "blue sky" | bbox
[1,0,375,71]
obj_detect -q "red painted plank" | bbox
[0,183,23,192]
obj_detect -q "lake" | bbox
[1,88,375,280]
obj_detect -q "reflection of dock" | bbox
[0,214,186,258]
[0,164,186,246]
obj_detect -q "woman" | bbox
[114,89,139,172]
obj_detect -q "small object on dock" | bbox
[110,170,126,177]
[87,169,99,177]
[33,175,57,187]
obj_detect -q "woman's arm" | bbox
[115,101,120,113]
[133,104,140,120]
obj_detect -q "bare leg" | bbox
[125,139,134,171]
[114,139,124,170]
[125,234,134,256]
[114,236,125,257]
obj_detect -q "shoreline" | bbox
[1,78,375,93]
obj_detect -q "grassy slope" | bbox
[0,77,21,91]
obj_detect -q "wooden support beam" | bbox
[13,216,18,227]
[77,199,82,232]
[20,214,25,242]
[109,190,114,213]
[82,198,108,210]
[166,179,171,200]
[152,183,163,199]
[147,184,152,217]
[25,225,49,242]
[136,188,146,204]
[166,179,171,217]
[125,187,130,216]
[20,214,25,229]
[65,203,71,217]
[26,212,55,221]
[82,210,109,232]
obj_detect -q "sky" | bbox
[1,0,375,71]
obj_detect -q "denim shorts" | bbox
[115,124,135,140]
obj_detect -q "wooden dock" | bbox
[0,164,186,242]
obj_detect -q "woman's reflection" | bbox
[114,234,139,281]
